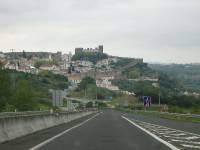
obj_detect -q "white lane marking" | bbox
[181,144,200,149]
[130,119,200,137]
[159,131,177,135]
[169,133,186,136]
[30,112,101,150]
[122,116,180,150]
[164,135,199,140]
[172,139,200,145]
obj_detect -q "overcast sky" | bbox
[0,0,200,63]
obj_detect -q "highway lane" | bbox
[30,110,170,150]
[1,110,199,150]
[0,113,97,150]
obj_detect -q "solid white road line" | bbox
[121,116,180,150]
[29,112,101,150]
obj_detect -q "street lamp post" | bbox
[152,82,160,106]
[158,90,161,106]
[95,67,97,100]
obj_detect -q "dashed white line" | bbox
[181,144,200,149]
[159,131,177,135]
[131,119,200,137]
[164,135,199,140]
[169,133,186,136]
[122,116,180,150]
[172,139,200,145]
[29,112,101,150]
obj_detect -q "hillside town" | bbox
[0,45,142,95]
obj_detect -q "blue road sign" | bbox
[143,96,151,108]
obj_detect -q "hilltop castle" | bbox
[75,45,103,54]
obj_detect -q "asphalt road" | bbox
[1,110,200,150]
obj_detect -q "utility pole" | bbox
[95,67,97,100]
[158,82,161,106]
[158,91,161,106]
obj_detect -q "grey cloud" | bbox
[0,0,200,63]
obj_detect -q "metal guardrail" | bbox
[65,97,100,103]
[0,111,51,118]
[0,109,97,119]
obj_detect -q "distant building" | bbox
[75,45,104,54]
[75,48,84,54]
[121,91,136,96]
[98,45,103,53]
[60,52,72,70]
[62,52,72,62]
[73,60,93,67]
[18,65,39,74]
[4,62,18,70]
[96,59,109,68]
[52,51,62,62]
[68,75,82,85]
[39,64,58,71]
[96,76,119,91]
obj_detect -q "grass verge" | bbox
[118,108,200,123]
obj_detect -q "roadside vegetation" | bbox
[0,66,69,112]
[111,59,200,114]
[119,107,200,123]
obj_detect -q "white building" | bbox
[81,61,93,67]
[5,62,18,70]
[68,75,82,85]
[96,76,119,91]
[73,60,93,67]
[62,52,72,62]
[60,61,71,70]
[96,59,109,68]
[39,64,59,71]
[18,65,39,74]
[121,91,136,96]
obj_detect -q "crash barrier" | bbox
[0,110,97,143]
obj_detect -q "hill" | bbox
[149,64,200,92]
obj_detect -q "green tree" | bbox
[79,77,96,97]
[128,70,140,79]
[79,77,96,89]
[86,102,93,108]
[13,80,36,111]
[0,69,11,111]
[0,61,3,68]
[72,52,108,64]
